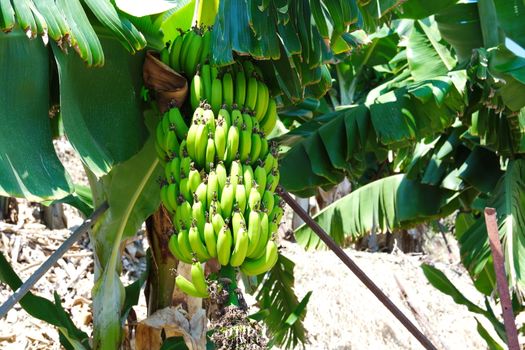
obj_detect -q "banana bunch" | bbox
[155,103,283,297]
[160,25,212,78]
[190,60,278,137]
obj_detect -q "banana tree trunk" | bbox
[145,207,178,314]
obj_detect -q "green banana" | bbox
[249,211,269,259]
[167,183,179,212]
[160,183,173,212]
[260,98,277,136]
[177,229,194,261]
[165,129,180,158]
[220,178,235,218]
[169,234,193,263]
[203,220,217,258]
[254,164,267,196]
[201,64,212,101]
[186,118,199,160]
[192,199,206,236]
[207,168,219,206]
[240,240,278,276]
[248,185,261,210]
[168,107,189,140]
[176,275,208,298]
[214,118,227,161]
[210,78,223,113]
[262,190,275,213]
[216,161,227,196]
[188,165,202,193]
[254,81,269,121]
[183,30,203,77]
[190,261,209,296]
[225,124,240,164]
[239,122,252,162]
[160,46,170,65]
[231,210,245,239]
[246,209,260,256]
[205,135,216,172]
[217,224,233,266]
[199,29,212,65]
[263,152,276,174]
[212,212,226,236]
[195,120,209,168]
[218,107,232,130]
[234,66,247,106]
[267,169,280,192]
[231,109,243,128]
[230,225,249,267]
[249,132,262,163]
[190,71,204,110]
[179,174,192,202]
[243,164,254,196]
[203,107,215,132]
[169,33,184,71]
[235,183,247,214]
[222,72,234,107]
[259,137,269,159]
[189,222,211,261]
[245,76,258,111]
[195,181,207,207]
[169,157,181,183]
[179,29,195,74]
[230,160,242,188]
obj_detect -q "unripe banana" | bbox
[246,209,260,256]
[230,225,249,267]
[179,175,191,202]
[231,109,243,128]
[220,179,235,219]
[195,121,209,168]
[240,240,278,276]
[190,261,209,296]
[207,169,219,206]
[156,120,166,152]
[214,119,227,161]
[243,164,254,195]
[248,185,261,210]
[231,210,245,240]
[183,30,203,77]
[249,132,262,163]
[216,161,227,196]
[179,29,195,73]
[179,140,188,159]
[188,165,202,193]
[263,152,276,175]
[254,165,267,196]
[195,181,207,208]
[189,223,211,261]
[242,112,253,131]
[167,183,179,212]
[242,60,256,79]
[176,275,208,298]
[212,212,226,236]
[201,64,212,101]
[203,220,217,258]
[217,224,233,266]
[162,112,171,134]
[235,67,247,106]
[254,81,269,121]
[235,183,247,214]
[169,157,181,184]
[270,205,284,224]
[180,156,191,178]
[165,129,180,158]
[261,190,275,214]
[199,29,212,65]
[177,229,194,261]
[218,107,231,130]
[205,135,216,172]
[155,142,167,163]
[249,211,269,259]
[190,72,204,110]
[160,184,173,211]
[267,169,279,192]
[222,72,234,107]
[259,138,269,159]
[168,107,189,142]
[245,76,258,111]
[186,119,199,160]
[192,106,205,122]
[169,234,193,263]
[169,34,184,72]
[260,98,277,136]
[210,78,223,113]
[211,66,219,80]
[225,125,240,164]
[239,122,252,163]
[230,160,242,188]
[192,199,206,237]
[203,107,215,132]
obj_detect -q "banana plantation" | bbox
[1,0,525,349]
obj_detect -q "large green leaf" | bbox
[0,251,90,350]
[115,0,181,16]
[397,0,459,19]
[91,117,163,349]
[459,159,525,296]
[0,30,72,201]
[52,35,147,177]
[488,45,525,111]
[407,19,456,81]
[493,0,525,49]
[295,174,457,250]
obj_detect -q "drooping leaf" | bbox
[0,30,72,201]
[42,184,94,217]
[115,0,182,17]
[397,0,459,20]
[91,117,163,349]
[295,174,457,250]
[407,19,456,81]
[52,37,148,177]
[475,319,505,350]
[0,252,90,349]
[493,0,525,49]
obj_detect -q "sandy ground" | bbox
[0,139,492,350]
